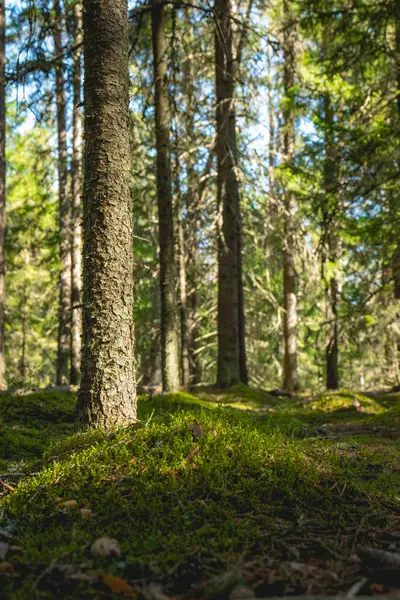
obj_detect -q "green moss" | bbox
[0,392,75,463]
[0,388,399,598]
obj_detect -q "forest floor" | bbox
[1,386,400,599]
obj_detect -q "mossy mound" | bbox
[0,389,399,599]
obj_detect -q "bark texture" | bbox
[151,0,180,392]
[182,15,202,384]
[0,0,6,390]
[393,3,400,299]
[323,95,339,390]
[77,0,137,429]
[282,0,299,393]
[70,0,83,385]
[54,0,71,385]
[215,0,247,387]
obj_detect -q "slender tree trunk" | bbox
[267,42,276,219]
[0,0,6,390]
[70,0,83,386]
[151,0,180,392]
[77,0,137,429]
[282,0,299,393]
[177,213,190,386]
[147,271,162,389]
[323,94,339,390]
[182,12,202,384]
[215,0,247,387]
[54,0,71,386]
[392,4,400,302]
[19,280,27,382]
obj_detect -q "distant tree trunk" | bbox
[151,0,180,392]
[323,95,339,390]
[215,0,247,387]
[267,41,276,219]
[70,0,83,386]
[282,0,299,393]
[19,278,27,382]
[53,0,71,386]
[0,0,6,390]
[147,271,162,389]
[77,0,137,429]
[181,17,201,385]
[177,212,190,387]
[392,4,400,299]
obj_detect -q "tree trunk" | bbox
[392,4,400,306]
[282,0,299,393]
[215,0,247,388]
[0,0,6,390]
[323,94,340,390]
[267,41,277,219]
[177,212,190,387]
[53,0,71,386]
[77,0,137,429]
[70,0,83,386]
[151,0,180,392]
[182,12,202,385]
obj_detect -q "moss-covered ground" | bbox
[1,386,400,598]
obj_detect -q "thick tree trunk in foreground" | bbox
[215,0,247,387]
[151,0,180,392]
[70,0,83,386]
[77,0,137,429]
[282,0,299,393]
[0,0,6,390]
[54,0,71,385]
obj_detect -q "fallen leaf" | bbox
[58,499,79,510]
[370,583,386,595]
[102,575,138,597]
[91,537,121,558]
[187,445,200,460]
[0,541,8,560]
[80,508,92,519]
[0,561,14,574]
[0,479,15,493]
[188,420,203,438]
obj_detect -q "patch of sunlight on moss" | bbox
[309,390,385,415]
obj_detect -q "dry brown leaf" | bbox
[91,537,121,558]
[370,583,386,596]
[102,575,138,597]
[0,561,14,574]
[80,508,92,519]
[58,499,79,510]
[188,420,203,438]
[187,445,200,460]
[0,479,15,493]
